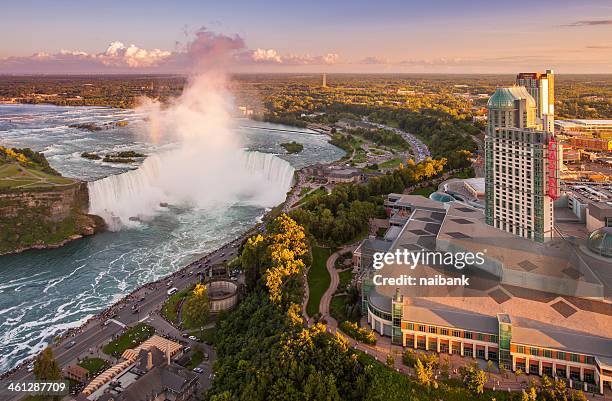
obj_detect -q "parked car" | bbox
[167,287,178,296]
[193,367,204,374]
[64,340,76,349]
[188,335,198,341]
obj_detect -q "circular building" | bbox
[586,227,612,258]
[206,279,239,312]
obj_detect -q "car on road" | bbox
[188,335,198,341]
[182,332,189,338]
[27,363,34,372]
[193,367,204,374]
[167,287,178,296]
[132,308,139,314]
[64,340,76,349]
[166,280,173,287]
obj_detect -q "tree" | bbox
[440,355,450,379]
[415,358,434,388]
[459,362,487,395]
[33,347,61,380]
[515,368,524,382]
[521,387,537,401]
[182,283,210,333]
[553,377,569,401]
[385,354,395,368]
[569,390,587,401]
[486,359,494,380]
[402,349,417,367]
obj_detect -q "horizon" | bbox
[1,0,611,74]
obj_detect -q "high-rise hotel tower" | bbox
[485,71,559,242]
[516,70,555,133]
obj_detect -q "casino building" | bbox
[356,194,612,394]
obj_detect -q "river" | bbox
[0,103,343,372]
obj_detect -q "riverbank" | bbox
[0,154,321,377]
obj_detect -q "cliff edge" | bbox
[0,147,105,255]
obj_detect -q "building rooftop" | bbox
[367,195,612,358]
[487,86,535,109]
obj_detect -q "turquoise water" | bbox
[0,104,343,372]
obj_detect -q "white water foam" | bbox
[88,150,294,230]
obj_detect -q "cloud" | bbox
[359,56,389,65]
[100,42,171,68]
[281,53,339,65]
[251,48,282,63]
[586,45,612,49]
[560,19,612,27]
[0,28,338,73]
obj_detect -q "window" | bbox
[429,326,437,334]
[543,349,552,358]
[517,345,525,354]
[530,347,539,356]
[441,328,448,336]
[570,354,580,363]
[407,323,414,331]
[464,331,472,340]
[477,333,484,341]
[585,356,595,365]
[418,325,426,332]
[556,351,565,360]
[452,330,461,338]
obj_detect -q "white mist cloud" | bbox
[87,39,295,230]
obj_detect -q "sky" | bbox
[1,0,611,74]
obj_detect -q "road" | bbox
[0,236,243,401]
[362,118,431,163]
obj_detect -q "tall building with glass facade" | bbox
[485,86,555,242]
[516,70,555,133]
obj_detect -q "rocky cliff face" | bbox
[0,182,105,255]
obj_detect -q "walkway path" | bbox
[318,244,357,329]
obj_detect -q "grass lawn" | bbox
[102,323,155,357]
[306,246,332,317]
[0,162,73,190]
[161,286,193,325]
[410,186,437,197]
[330,294,360,324]
[337,270,355,293]
[352,149,367,164]
[78,357,110,375]
[379,158,402,169]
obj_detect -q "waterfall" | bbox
[88,150,295,230]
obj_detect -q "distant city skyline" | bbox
[1,0,611,74]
